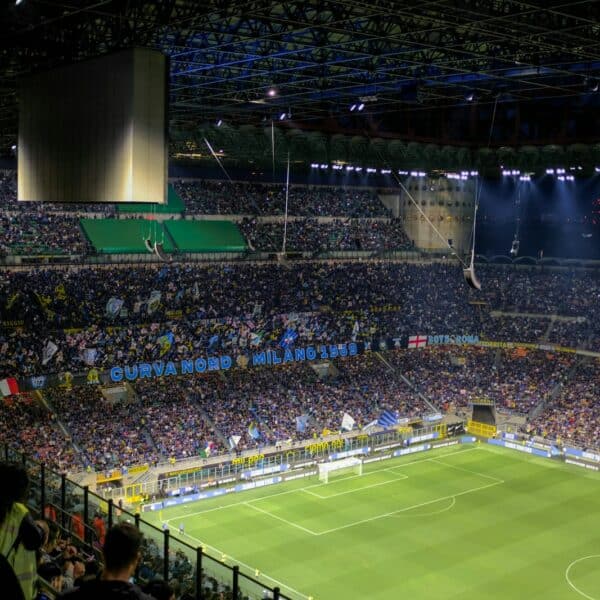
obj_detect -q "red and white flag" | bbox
[0,377,19,397]
[408,335,428,349]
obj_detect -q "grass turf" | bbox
[145,444,600,599]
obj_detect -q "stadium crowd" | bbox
[174,179,389,216]
[239,217,412,252]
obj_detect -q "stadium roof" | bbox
[2,0,600,159]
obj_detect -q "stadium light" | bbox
[357,103,365,111]
[381,169,391,174]
[350,104,357,111]
[595,167,600,173]
[16,0,24,5]
[279,112,287,121]
[320,164,328,169]
[546,168,554,174]
[216,119,223,127]
[267,88,277,97]
[310,163,319,168]
[398,170,409,175]
[11,144,17,151]
[355,167,363,172]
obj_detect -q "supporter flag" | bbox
[341,412,355,432]
[295,414,309,433]
[279,328,298,349]
[205,441,216,457]
[408,334,428,349]
[228,435,242,450]
[0,378,19,397]
[54,284,67,301]
[42,341,59,365]
[81,348,97,366]
[321,428,333,437]
[362,419,379,433]
[377,410,398,429]
[207,334,220,351]
[157,332,175,357]
[106,297,124,318]
[248,422,261,440]
[250,330,265,347]
[5,292,19,310]
[147,290,162,315]
[352,320,360,342]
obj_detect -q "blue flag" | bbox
[248,422,261,440]
[377,410,398,429]
[295,414,309,433]
[280,328,298,349]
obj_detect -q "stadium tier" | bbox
[164,220,247,253]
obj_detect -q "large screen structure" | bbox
[18,48,167,204]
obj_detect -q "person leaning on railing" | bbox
[0,461,46,600]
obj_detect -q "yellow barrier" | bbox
[467,420,497,438]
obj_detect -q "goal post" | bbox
[318,457,363,483]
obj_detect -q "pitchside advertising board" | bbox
[14,333,482,390]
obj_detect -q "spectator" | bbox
[58,523,154,600]
[0,461,46,600]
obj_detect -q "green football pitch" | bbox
[145,444,600,600]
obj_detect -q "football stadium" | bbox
[1,2,600,599]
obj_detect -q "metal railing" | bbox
[2,445,291,600]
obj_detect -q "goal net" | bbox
[318,457,363,483]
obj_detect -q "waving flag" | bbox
[377,410,398,429]
[157,332,174,357]
[341,413,355,431]
[228,435,242,450]
[147,290,162,315]
[248,422,261,440]
[106,297,124,318]
[295,414,309,433]
[279,328,298,349]
[0,378,19,397]
[42,341,59,365]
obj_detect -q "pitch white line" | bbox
[565,555,600,600]
[243,502,320,536]
[390,495,456,517]
[303,472,409,499]
[314,480,504,536]
[183,531,312,600]
[166,446,480,522]
[427,457,505,483]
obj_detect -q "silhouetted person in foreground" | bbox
[59,523,154,600]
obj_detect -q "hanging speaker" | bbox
[154,243,171,262]
[463,267,481,290]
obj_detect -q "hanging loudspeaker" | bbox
[463,267,481,290]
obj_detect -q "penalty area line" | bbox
[183,531,312,600]
[314,479,504,536]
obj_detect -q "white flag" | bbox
[341,412,355,431]
[42,341,59,365]
[228,435,242,450]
